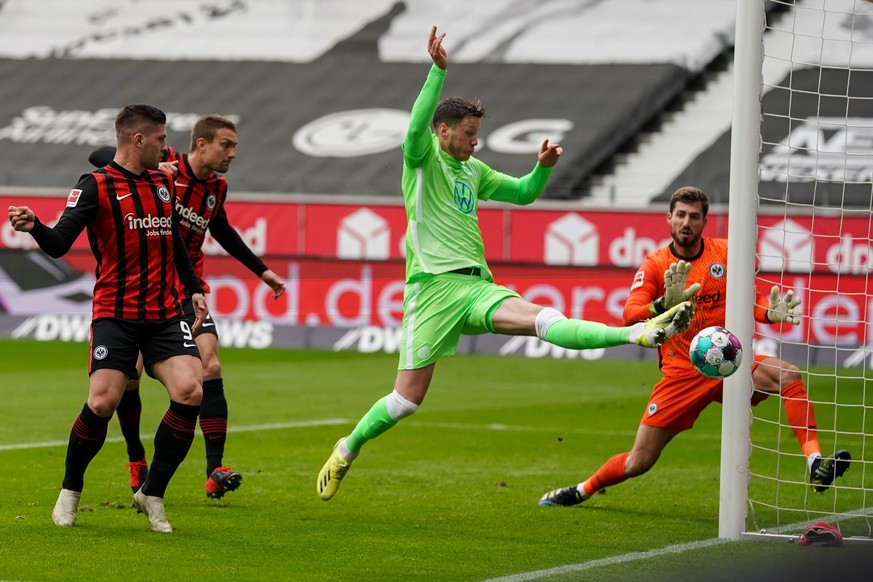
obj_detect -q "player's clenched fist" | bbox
[8,205,35,232]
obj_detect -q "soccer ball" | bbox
[689,326,743,379]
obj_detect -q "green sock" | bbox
[345,396,398,455]
[544,319,631,349]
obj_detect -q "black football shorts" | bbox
[89,316,201,378]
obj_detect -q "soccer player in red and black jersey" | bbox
[91,114,285,500]
[8,104,207,533]
[538,186,851,508]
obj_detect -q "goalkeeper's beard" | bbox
[671,229,700,253]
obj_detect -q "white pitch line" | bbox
[0,418,353,452]
[480,538,728,582]
[228,418,352,433]
[0,418,720,452]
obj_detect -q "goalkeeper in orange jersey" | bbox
[538,186,850,507]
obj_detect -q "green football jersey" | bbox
[400,65,554,283]
[401,66,500,283]
[402,133,502,282]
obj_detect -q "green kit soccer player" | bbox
[316,26,693,501]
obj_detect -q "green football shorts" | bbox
[398,273,520,370]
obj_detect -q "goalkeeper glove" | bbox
[650,260,701,316]
[766,285,802,325]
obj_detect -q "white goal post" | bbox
[719,0,763,540]
[723,0,872,543]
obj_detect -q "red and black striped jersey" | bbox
[167,147,226,293]
[166,148,267,294]
[30,162,203,321]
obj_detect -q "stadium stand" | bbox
[5,1,864,208]
[0,0,743,203]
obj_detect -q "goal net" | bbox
[731,0,872,542]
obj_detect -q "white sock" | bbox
[338,439,357,461]
[807,452,822,472]
[386,389,419,420]
[576,482,591,500]
[535,307,567,340]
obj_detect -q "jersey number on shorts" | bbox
[181,320,195,348]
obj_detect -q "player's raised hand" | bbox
[537,139,563,167]
[261,269,286,300]
[766,285,802,325]
[428,26,447,70]
[8,205,35,232]
[662,260,701,309]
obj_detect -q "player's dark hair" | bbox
[115,104,166,140]
[669,186,710,217]
[432,97,486,130]
[190,114,237,151]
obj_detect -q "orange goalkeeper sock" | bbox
[582,452,630,496]
[781,380,821,457]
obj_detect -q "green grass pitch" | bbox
[1,339,870,581]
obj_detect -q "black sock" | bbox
[142,400,199,498]
[199,378,228,476]
[116,387,146,462]
[61,403,111,492]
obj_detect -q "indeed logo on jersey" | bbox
[125,213,172,237]
[175,201,210,232]
[693,289,721,306]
